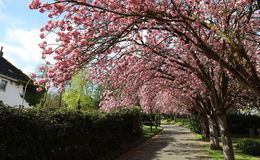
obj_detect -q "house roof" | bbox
[0,57,30,82]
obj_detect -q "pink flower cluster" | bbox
[29,0,41,9]
[28,0,260,111]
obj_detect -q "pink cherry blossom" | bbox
[29,73,37,79]
[28,0,41,9]
[36,87,43,92]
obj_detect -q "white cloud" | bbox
[22,65,36,74]
[0,28,57,74]
[6,29,44,62]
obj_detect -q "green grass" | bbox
[161,119,174,124]
[203,145,260,160]
[196,136,260,160]
[194,133,203,140]
[161,118,191,128]
[142,125,163,138]
[232,137,260,144]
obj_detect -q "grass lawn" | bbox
[203,143,260,160]
[194,134,260,160]
[161,119,190,128]
[142,125,163,138]
[194,133,260,160]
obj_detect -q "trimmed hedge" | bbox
[141,112,161,127]
[141,112,156,125]
[236,139,260,156]
[227,114,260,135]
[189,116,201,134]
[0,106,142,160]
[188,114,260,135]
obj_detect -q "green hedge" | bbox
[0,106,142,160]
[227,114,260,135]
[189,114,260,135]
[236,139,260,156]
[189,116,201,134]
[141,112,156,125]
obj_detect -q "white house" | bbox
[0,47,30,108]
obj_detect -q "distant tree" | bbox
[63,71,103,110]
[23,82,46,107]
[18,73,45,107]
[44,92,66,109]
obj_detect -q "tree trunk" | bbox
[58,92,63,108]
[217,113,235,160]
[155,114,158,130]
[208,115,221,150]
[173,114,176,121]
[158,113,161,126]
[200,113,209,140]
[150,113,153,131]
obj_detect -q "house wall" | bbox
[0,77,30,108]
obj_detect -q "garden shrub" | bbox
[191,114,260,135]
[0,105,142,160]
[227,114,260,135]
[141,112,156,125]
[236,139,260,156]
[190,116,201,134]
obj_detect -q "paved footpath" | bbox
[116,124,210,160]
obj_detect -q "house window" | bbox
[0,80,7,91]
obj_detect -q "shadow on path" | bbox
[116,124,210,160]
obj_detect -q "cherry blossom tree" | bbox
[29,0,260,96]
[92,44,226,151]
[95,47,248,159]
[29,1,260,160]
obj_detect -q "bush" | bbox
[141,112,156,125]
[189,114,260,136]
[190,116,201,134]
[0,105,142,160]
[236,139,260,156]
[227,114,260,135]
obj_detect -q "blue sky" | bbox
[0,0,51,74]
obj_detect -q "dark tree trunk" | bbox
[155,114,158,130]
[200,113,209,140]
[40,92,47,107]
[58,92,62,108]
[173,114,176,121]
[217,113,235,160]
[158,113,161,126]
[150,113,153,131]
[208,115,221,150]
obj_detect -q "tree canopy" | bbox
[63,71,103,110]
[29,1,260,159]
[29,0,260,96]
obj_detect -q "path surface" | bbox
[116,124,210,160]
